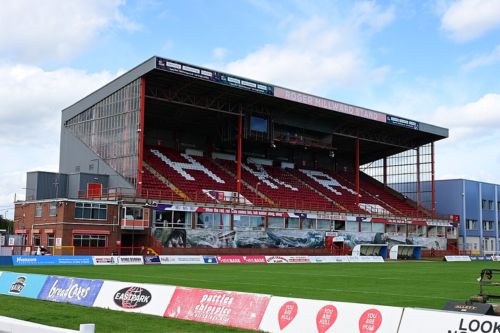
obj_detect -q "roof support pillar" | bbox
[355,132,360,206]
[236,107,243,197]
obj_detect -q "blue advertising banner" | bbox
[0,271,47,298]
[38,276,103,306]
[144,256,161,265]
[203,256,218,264]
[12,256,94,266]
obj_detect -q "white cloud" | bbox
[431,93,500,183]
[0,0,138,63]
[432,93,500,140]
[462,45,500,71]
[441,0,500,42]
[218,2,394,94]
[0,64,119,218]
[212,47,228,60]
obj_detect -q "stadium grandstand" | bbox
[13,56,459,257]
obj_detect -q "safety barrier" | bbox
[0,315,94,333]
[1,269,497,333]
[0,255,385,266]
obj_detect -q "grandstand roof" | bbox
[62,56,448,164]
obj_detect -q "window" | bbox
[75,202,107,220]
[268,217,285,229]
[196,213,229,230]
[483,220,494,231]
[33,234,41,246]
[333,220,345,231]
[301,218,315,229]
[73,234,107,247]
[489,200,494,210]
[234,215,264,230]
[35,203,42,217]
[372,223,385,233]
[49,201,57,216]
[498,201,500,211]
[47,234,54,247]
[155,211,191,229]
[316,219,331,231]
[346,221,359,232]
[482,200,487,209]
[360,222,372,232]
[286,218,300,229]
[124,207,143,220]
[466,219,477,230]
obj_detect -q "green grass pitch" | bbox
[0,261,498,332]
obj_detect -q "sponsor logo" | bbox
[266,256,289,263]
[9,276,26,294]
[144,256,161,264]
[216,256,242,264]
[46,280,90,300]
[359,309,382,333]
[95,257,115,264]
[203,256,218,264]
[15,257,36,263]
[453,318,500,333]
[316,305,338,333]
[113,287,152,309]
[119,256,143,264]
[278,301,298,330]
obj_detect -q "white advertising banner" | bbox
[398,307,499,333]
[349,256,385,263]
[92,256,119,265]
[117,256,144,265]
[259,296,403,333]
[311,256,350,263]
[265,256,312,264]
[93,280,175,316]
[444,256,471,262]
[159,255,205,265]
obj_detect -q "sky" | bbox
[1,0,500,219]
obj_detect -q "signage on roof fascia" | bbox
[386,115,419,130]
[156,57,274,96]
[274,86,387,122]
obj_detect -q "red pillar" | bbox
[355,134,360,206]
[416,147,421,208]
[236,110,243,196]
[431,142,436,217]
[137,77,146,196]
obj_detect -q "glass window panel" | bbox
[287,218,300,229]
[372,223,385,233]
[268,217,284,229]
[360,222,371,232]
[346,221,359,232]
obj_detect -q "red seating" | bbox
[143,147,261,205]
[141,168,182,201]
[218,160,334,211]
[142,146,423,217]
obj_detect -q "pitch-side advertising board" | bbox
[93,280,176,316]
[259,296,404,333]
[164,286,271,330]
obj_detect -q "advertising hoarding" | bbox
[0,272,47,299]
[38,276,103,306]
[164,287,271,330]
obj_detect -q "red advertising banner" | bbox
[216,256,267,264]
[164,287,271,330]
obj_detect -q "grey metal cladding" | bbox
[61,56,156,122]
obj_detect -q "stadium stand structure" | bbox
[14,56,460,256]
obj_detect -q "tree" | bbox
[0,215,13,234]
